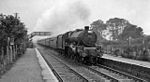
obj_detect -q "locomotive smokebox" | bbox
[84,26,89,31]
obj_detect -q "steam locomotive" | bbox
[38,26,103,64]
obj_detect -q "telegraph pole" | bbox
[13,12,19,60]
[14,13,18,19]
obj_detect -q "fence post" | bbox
[13,45,16,61]
[6,46,9,65]
[0,48,2,73]
[1,47,4,73]
[13,45,15,61]
[16,45,17,58]
[9,46,11,64]
[11,46,13,62]
[10,46,13,63]
[3,47,7,72]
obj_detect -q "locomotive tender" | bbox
[38,26,103,64]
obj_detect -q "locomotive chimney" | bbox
[84,26,89,31]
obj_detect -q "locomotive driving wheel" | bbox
[67,47,75,59]
[83,56,92,65]
[67,47,71,58]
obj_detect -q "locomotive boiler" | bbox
[66,26,97,47]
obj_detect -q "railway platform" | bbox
[102,54,150,68]
[102,54,150,81]
[0,48,58,82]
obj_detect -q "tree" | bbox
[118,24,143,40]
[90,19,106,44]
[91,19,106,32]
[106,18,129,40]
[0,14,27,48]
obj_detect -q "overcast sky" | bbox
[0,0,150,35]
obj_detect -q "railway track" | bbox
[38,47,114,82]
[84,65,147,82]
[38,48,88,82]
[96,64,147,82]
[100,58,150,82]
[37,46,147,82]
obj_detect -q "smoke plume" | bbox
[35,1,90,36]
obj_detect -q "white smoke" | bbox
[35,1,90,36]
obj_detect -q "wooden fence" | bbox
[0,45,23,75]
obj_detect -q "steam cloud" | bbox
[35,1,90,36]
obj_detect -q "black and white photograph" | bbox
[0,0,150,82]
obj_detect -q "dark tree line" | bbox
[90,17,144,41]
[0,14,27,48]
